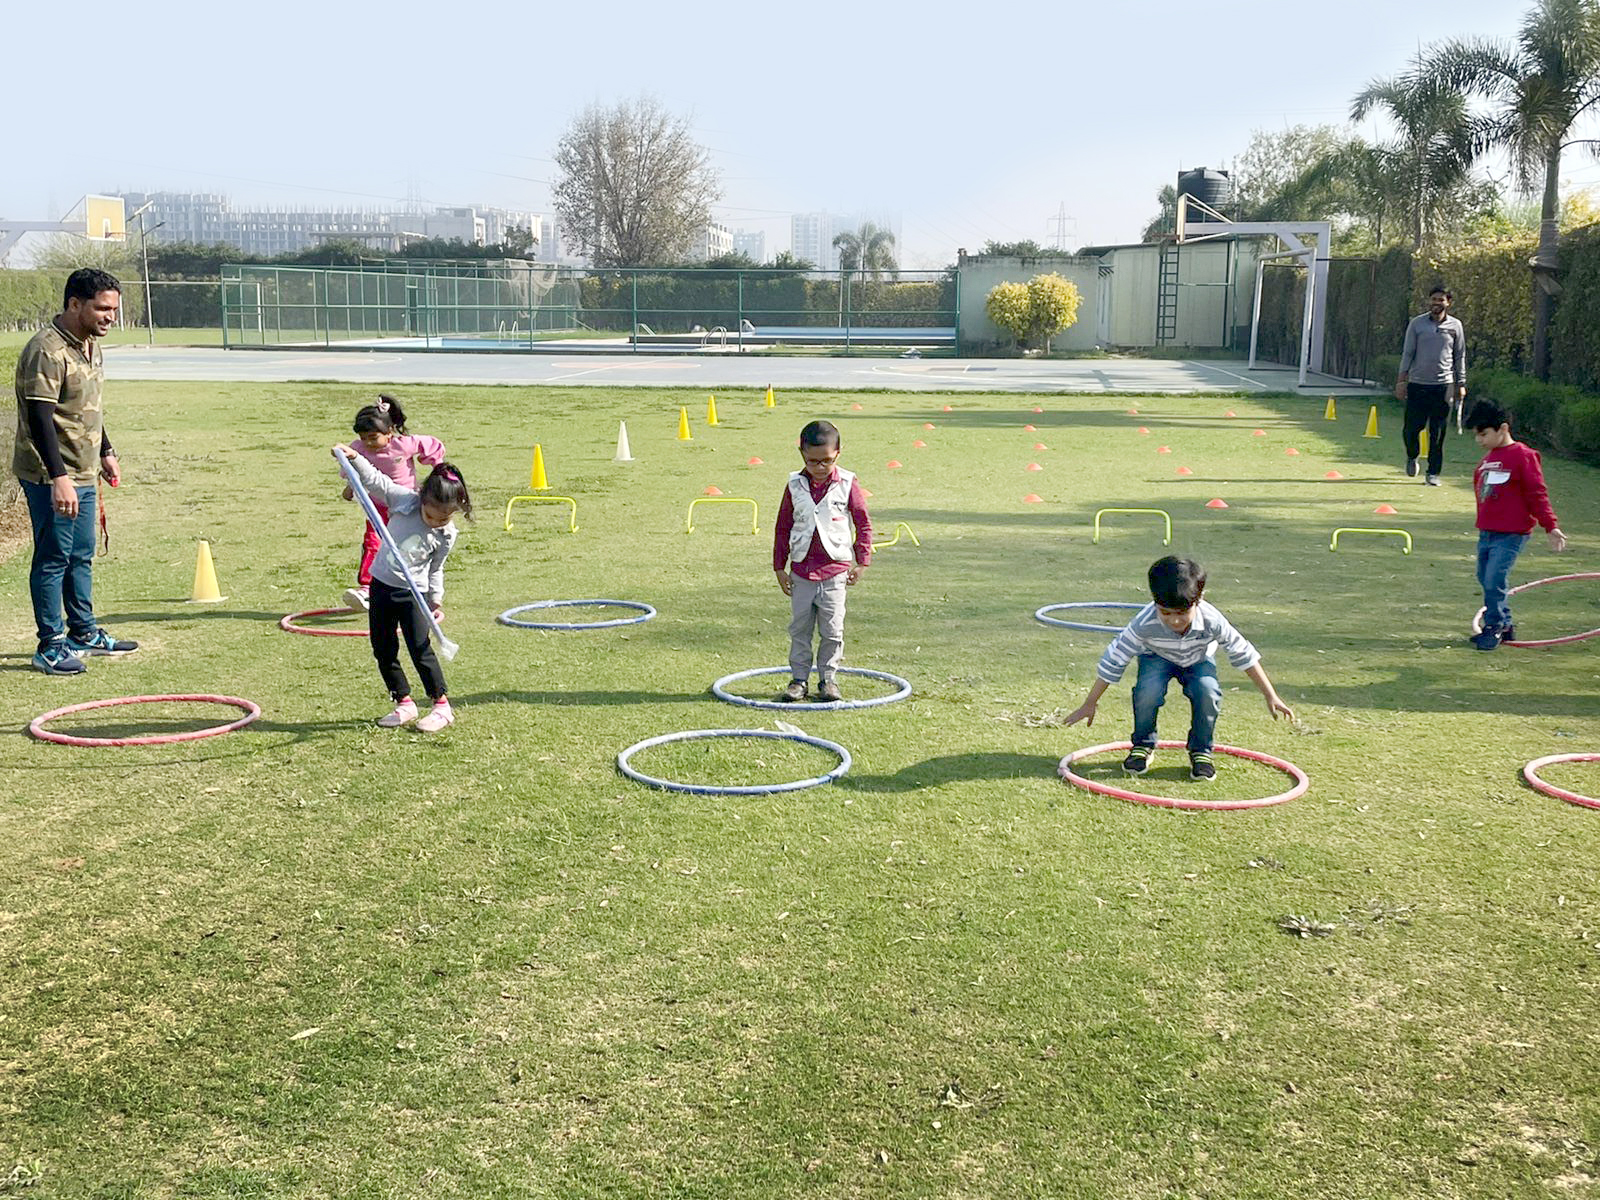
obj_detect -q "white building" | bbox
[732,230,766,263]
[687,221,734,262]
[791,211,902,272]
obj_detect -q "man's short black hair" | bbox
[1148,556,1206,609]
[1428,284,1452,300]
[1466,399,1510,431]
[63,267,121,307]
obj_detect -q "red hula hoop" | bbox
[1523,753,1600,810]
[1058,739,1308,810]
[1471,572,1600,647]
[280,607,368,637]
[30,694,262,747]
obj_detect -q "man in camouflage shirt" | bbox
[13,268,139,674]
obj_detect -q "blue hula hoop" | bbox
[617,728,852,795]
[498,599,657,630]
[1034,602,1143,633]
[711,665,912,710]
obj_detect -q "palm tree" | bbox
[1429,0,1600,379]
[831,222,898,323]
[1349,67,1481,252]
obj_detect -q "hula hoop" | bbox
[1523,753,1600,810]
[29,694,262,747]
[498,599,657,630]
[711,665,912,710]
[617,728,851,795]
[1470,573,1600,647]
[1035,602,1142,633]
[280,607,368,637]
[1057,740,1307,811]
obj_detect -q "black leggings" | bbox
[369,579,446,702]
[1403,382,1452,476]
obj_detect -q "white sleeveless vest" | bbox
[787,468,856,563]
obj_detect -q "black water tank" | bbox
[1177,168,1232,220]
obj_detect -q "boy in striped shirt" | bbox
[1064,556,1294,780]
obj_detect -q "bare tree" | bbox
[552,96,720,267]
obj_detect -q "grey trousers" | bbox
[788,574,847,681]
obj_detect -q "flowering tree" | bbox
[986,274,1082,351]
[985,281,1032,348]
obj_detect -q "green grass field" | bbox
[3,381,1599,1198]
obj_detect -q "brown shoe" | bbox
[781,679,808,702]
[817,678,843,702]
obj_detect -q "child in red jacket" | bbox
[1467,400,1568,650]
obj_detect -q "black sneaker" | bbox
[66,627,139,656]
[1122,746,1153,775]
[32,642,88,675]
[1405,457,1419,477]
[781,679,808,702]
[1501,624,1516,643]
[1471,628,1501,651]
[1190,752,1217,781]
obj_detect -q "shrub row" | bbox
[1468,366,1600,466]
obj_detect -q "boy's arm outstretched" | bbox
[1064,678,1111,727]
[1245,663,1294,721]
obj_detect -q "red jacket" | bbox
[1475,440,1558,534]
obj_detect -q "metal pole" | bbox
[139,212,155,345]
[631,272,638,354]
[1248,258,1265,371]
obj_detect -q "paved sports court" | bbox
[102,346,1375,395]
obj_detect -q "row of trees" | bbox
[1146,0,1600,380]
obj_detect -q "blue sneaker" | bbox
[32,643,88,675]
[66,628,139,656]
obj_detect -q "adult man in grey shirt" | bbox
[1395,285,1466,486]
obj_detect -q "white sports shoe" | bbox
[416,701,455,732]
[343,587,370,611]
[377,699,418,727]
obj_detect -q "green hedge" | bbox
[1468,366,1600,466]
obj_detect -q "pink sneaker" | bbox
[377,699,418,728]
[416,700,455,732]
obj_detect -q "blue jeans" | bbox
[1477,529,1529,631]
[1131,653,1221,754]
[22,479,98,650]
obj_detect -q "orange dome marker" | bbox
[1206,498,1229,509]
[1128,408,1139,415]
[942,404,953,412]
[1024,424,1036,431]
[1225,410,1237,417]
[912,439,927,448]
[1252,429,1267,437]
[862,488,873,498]
[1157,446,1172,454]
[1324,470,1344,479]
[747,457,764,466]
[886,460,903,469]
[1285,447,1300,456]
[852,402,864,410]
[1138,427,1151,435]
[1374,503,1398,515]
[923,422,935,429]
[1026,463,1043,471]
[704,486,723,496]
[1033,442,1048,450]
[1033,406,1044,413]
[1023,493,1044,503]
[1176,466,1194,476]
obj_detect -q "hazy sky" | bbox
[3,0,1551,267]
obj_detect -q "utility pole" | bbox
[1047,202,1076,252]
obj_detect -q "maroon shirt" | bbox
[773,468,873,580]
[1475,440,1558,534]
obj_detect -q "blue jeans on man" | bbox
[1131,653,1221,754]
[22,479,98,649]
[1476,529,1529,632]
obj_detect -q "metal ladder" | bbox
[1156,242,1180,345]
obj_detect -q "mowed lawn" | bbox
[3,379,1599,1198]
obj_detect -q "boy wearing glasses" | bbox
[773,419,873,702]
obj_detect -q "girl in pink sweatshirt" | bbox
[341,394,445,610]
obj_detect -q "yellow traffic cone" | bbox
[530,444,549,490]
[764,385,775,409]
[189,539,225,603]
[1325,396,1337,420]
[678,408,693,441]
[1364,405,1380,438]
[707,394,720,426]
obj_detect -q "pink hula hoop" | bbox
[1058,740,1308,810]
[1523,753,1600,810]
[1471,572,1600,647]
[30,694,261,747]
[280,607,368,637]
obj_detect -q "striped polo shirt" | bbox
[1096,601,1261,684]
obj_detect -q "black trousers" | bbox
[1402,382,1452,476]
[369,579,446,702]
